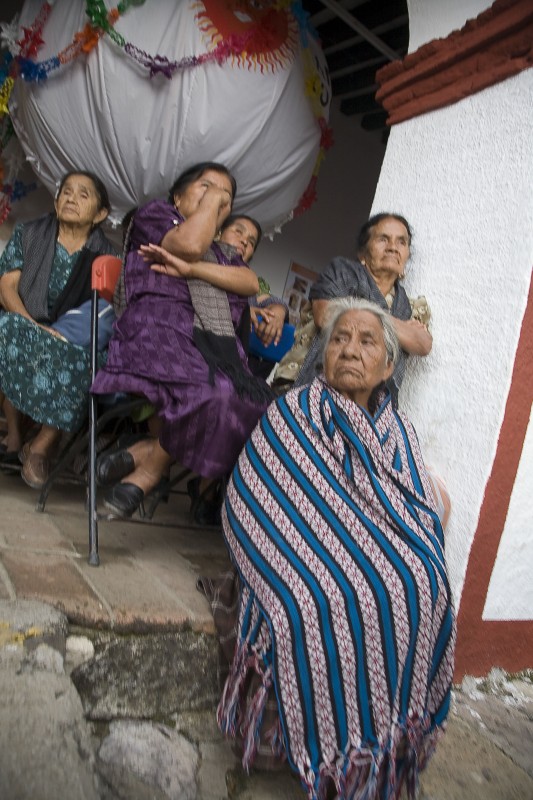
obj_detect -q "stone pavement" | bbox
[0,466,532,799]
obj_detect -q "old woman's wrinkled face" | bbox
[55,174,107,229]
[324,309,394,408]
[361,217,410,281]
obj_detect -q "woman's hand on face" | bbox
[139,243,193,279]
[251,305,286,347]
[204,183,232,212]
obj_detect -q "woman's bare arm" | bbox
[0,270,33,320]
[313,296,432,356]
[140,243,259,297]
[311,298,331,329]
[160,186,232,261]
[392,318,433,355]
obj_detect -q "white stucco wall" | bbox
[407,0,493,51]
[371,67,533,609]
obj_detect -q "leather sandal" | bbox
[103,482,145,518]
[96,449,135,487]
[21,451,50,489]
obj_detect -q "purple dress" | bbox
[91,199,268,478]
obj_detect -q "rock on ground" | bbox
[98,720,199,800]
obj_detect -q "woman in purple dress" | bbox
[92,162,272,519]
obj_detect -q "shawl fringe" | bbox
[241,661,273,767]
[220,654,444,799]
[193,328,274,405]
[217,639,248,737]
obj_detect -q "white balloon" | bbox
[9,0,330,232]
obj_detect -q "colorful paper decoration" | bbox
[1,0,332,230]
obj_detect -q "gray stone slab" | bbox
[454,674,533,778]
[0,658,100,800]
[72,631,218,720]
[0,598,68,656]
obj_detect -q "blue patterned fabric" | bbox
[219,378,456,799]
[0,228,110,432]
[0,313,101,431]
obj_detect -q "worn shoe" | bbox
[21,451,50,489]
[96,449,135,487]
[19,442,31,464]
[103,482,145,518]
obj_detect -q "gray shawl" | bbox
[18,213,117,323]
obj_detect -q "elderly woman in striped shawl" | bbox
[217,297,456,800]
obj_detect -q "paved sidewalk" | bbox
[1,466,532,799]
[0,466,231,632]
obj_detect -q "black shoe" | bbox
[103,482,144,518]
[193,495,222,526]
[96,449,135,486]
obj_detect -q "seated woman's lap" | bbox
[0,312,92,433]
[157,375,263,478]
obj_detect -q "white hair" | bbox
[320,297,400,367]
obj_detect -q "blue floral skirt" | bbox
[0,312,101,432]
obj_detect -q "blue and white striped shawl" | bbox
[219,377,456,800]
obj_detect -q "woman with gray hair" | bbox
[320,296,401,389]
[0,170,117,486]
[272,213,432,405]
[209,298,455,800]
